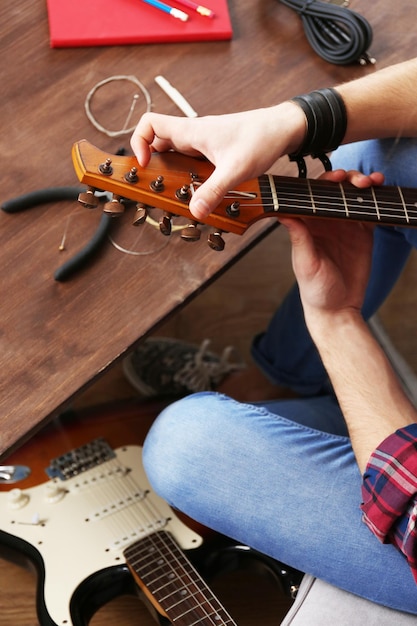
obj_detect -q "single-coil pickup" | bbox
[87,488,147,522]
[70,464,131,492]
[107,516,169,551]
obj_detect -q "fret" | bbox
[259,175,274,213]
[370,187,381,221]
[398,186,410,223]
[306,178,351,219]
[124,531,238,626]
[338,182,349,217]
[341,184,382,223]
[307,179,316,214]
[368,185,416,225]
[259,175,417,228]
[268,174,279,211]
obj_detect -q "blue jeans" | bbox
[143,139,417,614]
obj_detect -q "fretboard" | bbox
[124,530,238,626]
[259,174,417,228]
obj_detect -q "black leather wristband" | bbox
[290,87,347,157]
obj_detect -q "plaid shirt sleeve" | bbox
[361,423,417,584]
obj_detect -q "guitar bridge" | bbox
[45,437,115,480]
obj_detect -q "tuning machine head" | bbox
[226,201,240,217]
[175,185,191,202]
[150,176,165,193]
[208,229,225,251]
[78,186,100,209]
[132,203,148,226]
[180,221,201,242]
[103,194,125,216]
[124,167,139,184]
[159,211,173,236]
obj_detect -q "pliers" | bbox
[1,186,113,282]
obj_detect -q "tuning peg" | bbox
[226,201,240,217]
[99,158,113,176]
[124,167,139,184]
[150,176,165,193]
[132,203,148,226]
[208,229,225,251]
[159,211,173,236]
[175,184,191,202]
[103,194,124,216]
[78,186,99,208]
[181,221,201,242]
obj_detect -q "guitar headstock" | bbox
[72,140,266,250]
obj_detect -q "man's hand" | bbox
[130,103,306,220]
[279,169,384,322]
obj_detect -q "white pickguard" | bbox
[0,445,202,625]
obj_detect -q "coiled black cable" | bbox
[278,0,374,65]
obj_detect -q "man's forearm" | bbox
[308,309,417,472]
[337,58,417,144]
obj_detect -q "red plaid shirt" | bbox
[361,424,417,584]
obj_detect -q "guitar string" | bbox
[110,473,235,625]
[82,454,233,624]
[86,453,169,546]
[126,531,237,625]
[67,452,158,550]
[142,535,237,625]
[107,212,189,256]
[101,442,223,624]
[84,75,152,137]
[82,451,205,567]
[102,162,417,221]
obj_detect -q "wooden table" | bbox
[0,0,412,458]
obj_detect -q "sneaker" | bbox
[123,337,246,398]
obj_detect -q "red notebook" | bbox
[45,0,233,47]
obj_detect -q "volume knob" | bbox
[7,488,30,509]
[44,482,66,504]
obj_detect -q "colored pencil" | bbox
[174,0,215,18]
[142,0,189,22]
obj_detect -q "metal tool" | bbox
[1,186,113,281]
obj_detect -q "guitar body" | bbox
[0,399,222,626]
[0,400,303,625]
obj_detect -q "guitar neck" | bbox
[72,141,417,243]
[124,530,238,626]
[259,173,417,228]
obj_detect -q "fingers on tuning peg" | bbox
[132,203,148,226]
[208,229,225,251]
[181,221,201,242]
[103,194,125,216]
[78,186,99,208]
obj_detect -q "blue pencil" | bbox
[142,0,189,21]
